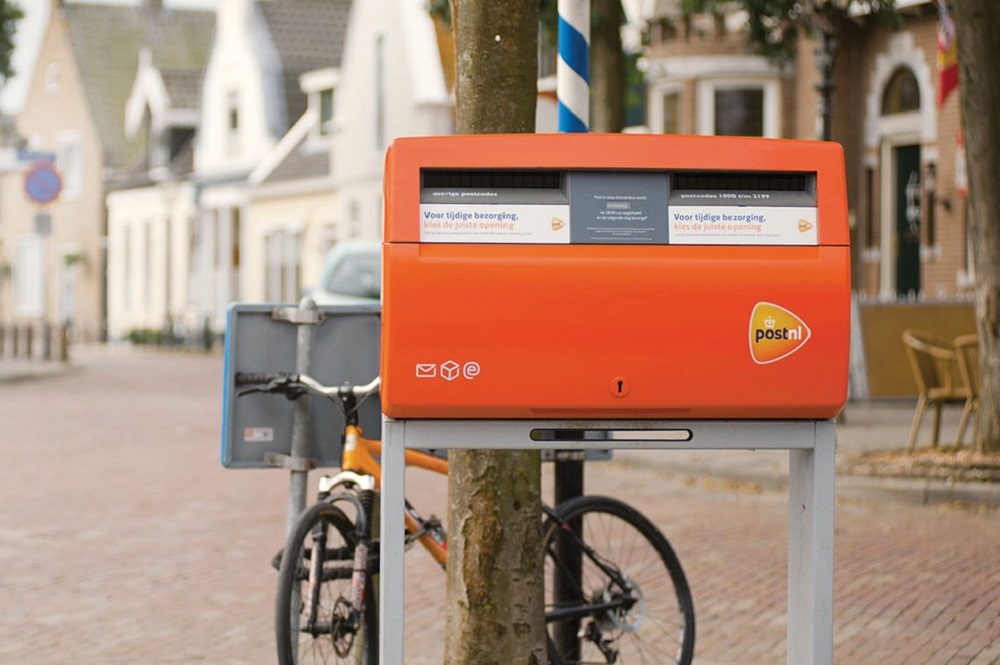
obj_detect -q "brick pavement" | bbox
[0,347,997,664]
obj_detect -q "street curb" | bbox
[0,362,82,385]
[612,451,1000,508]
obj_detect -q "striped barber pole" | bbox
[557,0,589,132]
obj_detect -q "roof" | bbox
[263,136,329,185]
[63,3,214,170]
[249,109,330,187]
[159,68,204,111]
[258,0,352,134]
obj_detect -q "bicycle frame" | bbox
[325,425,636,628]
[255,371,695,665]
[320,422,450,568]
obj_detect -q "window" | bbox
[662,91,680,134]
[714,88,764,136]
[122,224,132,309]
[13,235,44,317]
[349,200,361,238]
[226,91,239,153]
[143,219,153,306]
[57,132,83,200]
[538,29,557,78]
[264,229,302,302]
[375,34,386,151]
[319,89,334,135]
[231,207,241,268]
[696,79,779,138]
[881,67,921,115]
[155,126,195,169]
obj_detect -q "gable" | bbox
[258,0,352,134]
[64,4,213,170]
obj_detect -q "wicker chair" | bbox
[902,329,969,452]
[952,334,981,446]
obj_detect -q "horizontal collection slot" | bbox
[672,171,812,192]
[422,169,562,190]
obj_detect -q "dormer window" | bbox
[227,91,240,153]
[300,68,340,140]
[152,126,195,172]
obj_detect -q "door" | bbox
[895,144,921,297]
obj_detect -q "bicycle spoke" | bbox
[544,496,695,665]
[277,503,377,665]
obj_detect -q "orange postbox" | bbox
[381,134,850,420]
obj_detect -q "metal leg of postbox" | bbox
[787,421,836,665]
[380,417,407,665]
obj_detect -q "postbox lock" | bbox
[610,376,631,398]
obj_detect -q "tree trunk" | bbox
[452,0,538,134]
[444,2,546,664]
[590,0,625,133]
[952,0,1000,453]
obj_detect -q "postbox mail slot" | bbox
[381,134,850,420]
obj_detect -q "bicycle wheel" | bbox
[543,495,695,665]
[276,501,378,665]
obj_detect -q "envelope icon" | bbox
[415,363,437,378]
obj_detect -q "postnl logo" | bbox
[749,302,811,364]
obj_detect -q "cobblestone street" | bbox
[1,347,997,663]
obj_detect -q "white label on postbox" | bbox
[419,204,571,243]
[668,206,818,245]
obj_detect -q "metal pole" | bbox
[555,3,590,657]
[287,297,318,534]
[284,297,318,663]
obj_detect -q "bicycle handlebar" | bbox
[234,372,287,386]
[234,372,380,399]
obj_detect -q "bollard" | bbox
[42,321,52,361]
[24,324,33,359]
[59,325,70,362]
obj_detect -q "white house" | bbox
[107,43,211,341]
[329,0,454,242]
[242,70,338,304]
[191,0,352,334]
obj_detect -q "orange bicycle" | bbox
[235,372,695,665]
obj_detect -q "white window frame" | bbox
[264,226,303,303]
[647,82,683,134]
[696,78,780,138]
[300,68,340,140]
[13,234,44,318]
[56,131,84,201]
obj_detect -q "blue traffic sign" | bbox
[24,162,62,204]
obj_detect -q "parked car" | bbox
[309,239,382,305]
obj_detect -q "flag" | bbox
[937,0,959,107]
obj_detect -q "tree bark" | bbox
[444,2,546,664]
[952,0,1000,453]
[452,0,538,134]
[590,0,625,133]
